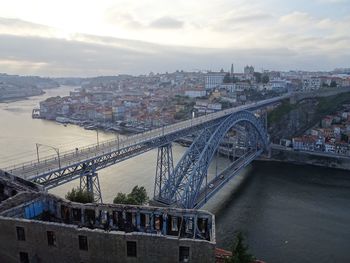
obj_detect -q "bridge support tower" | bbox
[80,169,103,203]
[153,143,174,203]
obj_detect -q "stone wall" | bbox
[266,148,350,170]
[0,216,216,263]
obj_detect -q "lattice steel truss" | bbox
[79,168,102,203]
[154,143,174,201]
[29,119,221,189]
[159,110,269,209]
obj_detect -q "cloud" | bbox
[0,32,348,77]
[149,17,184,29]
[0,4,350,77]
[225,12,272,23]
[315,0,349,3]
[104,10,145,29]
[0,17,57,37]
[279,12,315,25]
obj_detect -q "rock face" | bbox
[268,99,319,143]
[268,91,350,143]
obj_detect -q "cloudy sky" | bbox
[0,0,349,76]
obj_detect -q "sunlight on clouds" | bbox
[0,0,349,75]
[0,59,49,74]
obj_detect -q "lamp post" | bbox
[96,129,99,146]
[35,143,61,169]
[191,110,195,126]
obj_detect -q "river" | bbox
[0,86,349,263]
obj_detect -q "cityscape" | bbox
[1,1,350,263]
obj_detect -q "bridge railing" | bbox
[3,94,290,175]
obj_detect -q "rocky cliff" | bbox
[268,91,350,143]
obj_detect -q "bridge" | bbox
[3,94,290,208]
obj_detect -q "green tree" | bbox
[113,193,128,204]
[226,232,255,263]
[253,72,262,83]
[113,185,149,205]
[223,73,232,83]
[130,185,148,204]
[262,74,269,84]
[330,80,337,88]
[65,187,94,203]
[341,133,348,142]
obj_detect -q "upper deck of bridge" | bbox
[4,94,290,180]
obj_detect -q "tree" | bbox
[226,232,255,263]
[113,193,128,204]
[330,80,337,88]
[113,185,149,205]
[223,73,232,83]
[253,72,262,83]
[65,187,94,203]
[130,186,148,204]
[261,74,269,84]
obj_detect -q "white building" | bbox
[270,79,287,92]
[234,82,252,91]
[219,83,235,93]
[302,77,321,90]
[185,90,206,98]
[194,100,222,114]
[205,73,225,90]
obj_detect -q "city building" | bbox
[205,73,225,90]
[302,77,322,90]
[244,66,254,75]
[185,89,207,98]
[194,100,222,114]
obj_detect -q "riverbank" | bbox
[0,90,45,103]
[260,145,350,171]
[1,85,350,262]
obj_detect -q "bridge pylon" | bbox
[80,169,103,203]
[153,143,174,204]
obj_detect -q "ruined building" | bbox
[0,170,216,263]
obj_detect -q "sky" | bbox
[0,0,349,77]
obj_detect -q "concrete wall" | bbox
[267,147,350,170]
[0,216,215,263]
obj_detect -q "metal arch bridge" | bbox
[3,94,289,207]
[153,110,269,209]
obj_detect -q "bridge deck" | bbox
[4,95,288,182]
[194,149,262,208]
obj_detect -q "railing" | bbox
[3,94,289,176]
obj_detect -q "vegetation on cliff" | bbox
[267,92,350,142]
[316,92,350,116]
[267,99,296,125]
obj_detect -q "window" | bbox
[16,227,25,241]
[19,252,29,263]
[78,235,88,251]
[126,241,137,257]
[185,218,193,233]
[179,246,190,262]
[72,208,82,222]
[171,217,178,232]
[47,231,56,247]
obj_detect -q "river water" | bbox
[0,86,349,262]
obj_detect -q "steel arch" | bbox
[169,110,268,208]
